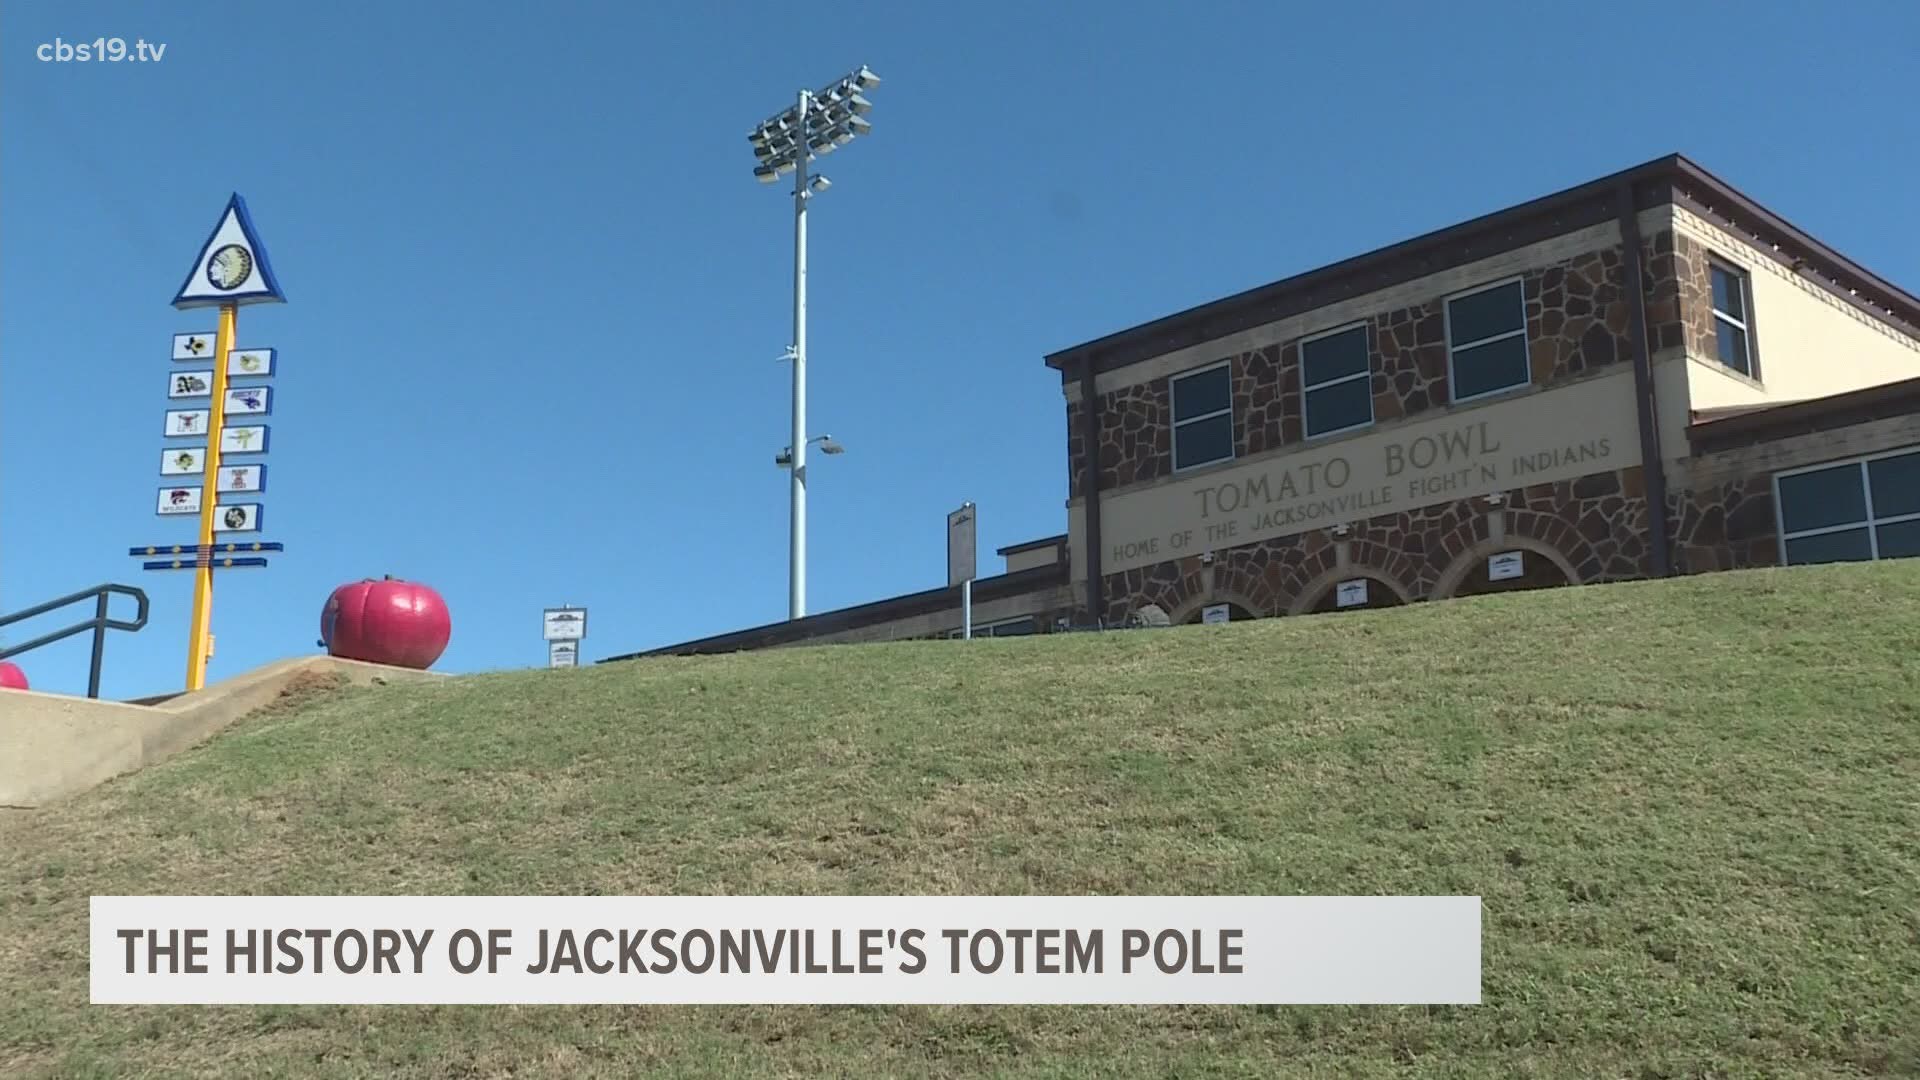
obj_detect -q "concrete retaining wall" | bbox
[0,655,444,808]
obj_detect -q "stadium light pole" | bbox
[750,65,880,621]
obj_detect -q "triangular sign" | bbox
[172,193,286,309]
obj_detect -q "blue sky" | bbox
[3,1,1916,698]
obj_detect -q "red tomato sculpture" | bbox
[320,575,451,670]
[0,661,27,691]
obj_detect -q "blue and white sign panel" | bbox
[160,447,206,476]
[216,464,266,494]
[157,486,202,515]
[221,425,270,455]
[228,347,275,378]
[214,504,263,533]
[165,409,209,437]
[169,371,213,399]
[172,193,286,309]
[224,386,271,416]
[172,332,217,361]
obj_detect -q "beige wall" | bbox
[1003,545,1061,574]
[1673,206,1920,412]
[1075,368,1644,580]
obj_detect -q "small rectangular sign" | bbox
[88,895,1482,1005]
[171,332,217,361]
[160,447,206,476]
[221,425,270,454]
[1336,579,1369,608]
[156,486,202,515]
[543,608,587,641]
[947,503,976,588]
[224,386,271,417]
[213,504,263,533]
[549,641,579,668]
[1201,603,1230,624]
[165,409,209,437]
[168,370,213,399]
[1488,552,1525,581]
[216,464,266,494]
[227,348,275,378]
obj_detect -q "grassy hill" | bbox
[4,562,1919,1078]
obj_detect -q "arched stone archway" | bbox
[1287,567,1414,616]
[1432,535,1583,600]
[1169,589,1266,626]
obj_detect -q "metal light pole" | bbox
[749,65,879,620]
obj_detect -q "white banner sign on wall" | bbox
[168,371,213,399]
[214,504,262,533]
[215,465,266,494]
[221,425,270,454]
[89,895,1481,1006]
[156,486,202,515]
[160,447,206,476]
[1201,604,1230,624]
[171,332,217,361]
[165,409,209,437]
[1488,552,1525,581]
[224,386,271,416]
[227,348,275,378]
[1336,579,1369,608]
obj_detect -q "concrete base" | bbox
[0,655,444,808]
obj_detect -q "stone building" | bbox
[611,153,1919,658]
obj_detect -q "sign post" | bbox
[947,503,976,640]
[163,194,286,691]
[543,606,587,667]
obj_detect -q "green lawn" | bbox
[4,562,1919,1078]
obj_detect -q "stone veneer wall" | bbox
[1665,474,1781,574]
[1068,245,1652,498]
[1096,465,1658,622]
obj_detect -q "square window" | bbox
[1301,325,1372,437]
[1867,450,1920,519]
[1446,281,1530,401]
[1171,365,1234,470]
[1875,519,1920,560]
[1304,376,1373,437]
[1171,366,1230,423]
[1451,335,1531,401]
[1776,463,1867,535]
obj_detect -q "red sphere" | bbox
[0,661,27,691]
[320,575,451,670]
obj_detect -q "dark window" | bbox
[1301,325,1372,437]
[1784,529,1873,565]
[1710,264,1754,377]
[1868,451,1920,519]
[1776,448,1920,565]
[1171,365,1234,470]
[1446,281,1530,402]
[1777,464,1867,534]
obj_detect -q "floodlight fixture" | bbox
[746,64,881,622]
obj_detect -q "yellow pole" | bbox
[185,303,237,690]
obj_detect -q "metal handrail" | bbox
[0,584,150,699]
